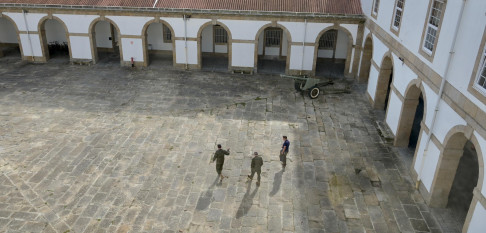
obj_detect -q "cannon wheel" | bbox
[309,86,320,99]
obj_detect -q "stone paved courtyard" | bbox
[0,57,446,233]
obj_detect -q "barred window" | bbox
[373,0,380,15]
[163,24,172,43]
[214,26,228,44]
[423,0,444,53]
[265,28,282,47]
[318,30,337,50]
[392,0,405,30]
[475,48,486,93]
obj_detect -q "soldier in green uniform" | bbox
[210,144,230,182]
[247,152,264,185]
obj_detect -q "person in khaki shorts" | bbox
[247,152,264,186]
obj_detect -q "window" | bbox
[423,0,444,53]
[213,25,228,44]
[163,24,172,43]
[265,28,282,47]
[372,0,380,15]
[318,30,337,50]
[392,0,405,31]
[474,47,486,94]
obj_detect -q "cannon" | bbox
[280,74,334,99]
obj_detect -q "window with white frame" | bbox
[423,0,444,53]
[372,0,380,15]
[474,47,486,94]
[163,24,172,43]
[392,0,405,30]
[214,25,228,44]
[265,28,282,47]
[318,30,337,50]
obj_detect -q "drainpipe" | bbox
[22,10,35,62]
[183,14,188,70]
[152,0,159,8]
[416,0,466,189]
[300,19,307,75]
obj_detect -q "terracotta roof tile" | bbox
[0,0,363,15]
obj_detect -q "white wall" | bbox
[385,91,402,135]
[201,26,213,53]
[446,0,486,111]
[468,202,486,233]
[219,20,269,40]
[146,23,172,51]
[0,18,18,43]
[175,40,197,65]
[54,14,98,33]
[19,33,42,57]
[367,65,379,99]
[289,45,314,70]
[95,21,113,48]
[44,19,67,44]
[69,36,92,59]
[232,43,254,67]
[106,16,152,36]
[335,30,349,59]
[121,38,143,62]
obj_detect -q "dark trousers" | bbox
[249,169,261,182]
[216,163,223,175]
[280,151,288,166]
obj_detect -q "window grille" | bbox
[265,28,282,47]
[423,0,444,52]
[318,30,337,50]
[392,0,404,30]
[373,0,380,15]
[475,48,486,93]
[214,26,228,44]
[163,24,172,43]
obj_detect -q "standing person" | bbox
[280,136,290,169]
[210,144,230,182]
[247,152,264,185]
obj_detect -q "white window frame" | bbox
[163,24,172,43]
[422,0,444,55]
[474,47,486,95]
[392,0,404,31]
[213,25,228,45]
[372,0,380,16]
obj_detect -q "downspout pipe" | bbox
[183,14,189,70]
[22,10,35,62]
[416,0,466,189]
[300,19,307,75]
[152,0,159,8]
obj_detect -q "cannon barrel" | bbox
[279,74,310,81]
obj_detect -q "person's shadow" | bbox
[235,181,259,218]
[269,169,283,196]
[196,176,219,211]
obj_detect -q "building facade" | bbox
[359,0,486,232]
[1,0,486,232]
[0,0,364,77]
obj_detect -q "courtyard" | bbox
[0,55,448,233]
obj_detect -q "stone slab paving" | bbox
[0,58,447,232]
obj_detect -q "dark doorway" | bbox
[384,68,393,111]
[408,94,424,148]
[446,140,479,230]
[256,27,287,74]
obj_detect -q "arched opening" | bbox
[429,132,480,232]
[39,18,70,62]
[144,21,174,67]
[358,36,373,83]
[90,20,120,65]
[199,23,230,72]
[314,28,351,79]
[256,26,289,74]
[394,84,425,148]
[0,17,21,59]
[374,56,393,110]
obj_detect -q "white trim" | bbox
[422,0,444,54]
[473,47,486,96]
